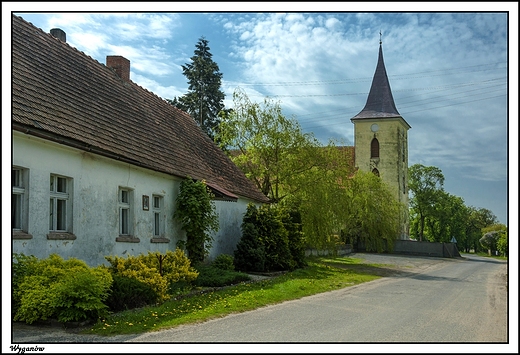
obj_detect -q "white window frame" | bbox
[119,187,133,236]
[12,167,28,231]
[49,174,72,232]
[152,194,163,237]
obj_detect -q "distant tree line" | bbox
[408,163,506,255]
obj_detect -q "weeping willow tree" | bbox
[343,170,404,252]
[283,142,355,251]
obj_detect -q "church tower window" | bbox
[371,138,379,158]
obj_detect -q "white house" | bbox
[11,15,269,266]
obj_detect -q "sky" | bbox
[4,3,516,228]
[2,3,518,353]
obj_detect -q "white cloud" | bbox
[131,72,183,100]
[218,12,508,188]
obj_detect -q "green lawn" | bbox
[86,256,381,336]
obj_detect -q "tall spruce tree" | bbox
[170,37,225,140]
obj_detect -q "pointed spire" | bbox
[352,42,401,119]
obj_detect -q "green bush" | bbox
[480,232,498,255]
[13,254,112,324]
[256,204,293,271]
[234,220,266,272]
[193,265,251,287]
[283,209,307,269]
[497,231,508,256]
[234,203,306,273]
[212,254,235,271]
[12,253,38,314]
[105,275,159,312]
[105,249,199,301]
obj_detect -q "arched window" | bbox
[371,138,379,158]
[372,168,380,177]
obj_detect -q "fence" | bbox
[393,240,461,258]
[305,244,352,257]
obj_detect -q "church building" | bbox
[351,39,411,239]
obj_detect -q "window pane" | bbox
[57,177,67,193]
[121,190,129,204]
[50,199,54,230]
[154,212,160,236]
[121,208,128,235]
[50,175,54,192]
[12,169,21,187]
[57,199,66,230]
[153,196,160,209]
[12,193,21,229]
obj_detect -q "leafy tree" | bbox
[496,227,508,257]
[480,224,507,256]
[408,164,445,241]
[217,88,328,203]
[342,170,403,252]
[423,191,467,243]
[464,207,498,253]
[286,143,355,251]
[173,178,219,263]
[169,37,225,140]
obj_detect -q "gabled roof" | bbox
[351,43,408,124]
[11,14,269,203]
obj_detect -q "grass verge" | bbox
[86,257,381,336]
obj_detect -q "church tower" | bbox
[350,39,411,239]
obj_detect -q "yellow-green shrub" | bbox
[13,254,112,324]
[105,249,198,301]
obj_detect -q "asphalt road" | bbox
[9,253,510,352]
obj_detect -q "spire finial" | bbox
[379,30,382,45]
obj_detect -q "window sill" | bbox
[151,237,170,243]
[116,235,140,243]
[47,232,77,240]
[12,230,33,239]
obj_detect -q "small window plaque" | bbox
[142,195,149,210]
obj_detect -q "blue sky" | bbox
[4,3,517,226]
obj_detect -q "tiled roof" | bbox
[351,44,405,121]
[11,14,269,203]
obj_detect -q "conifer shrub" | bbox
[234,220,266,272]
[234,203,306,272]
[283,209,307,269]
[212,254,235,271]
[105,275,159,312]
[13,254,112,324]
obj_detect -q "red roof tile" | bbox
[11,14,269,203]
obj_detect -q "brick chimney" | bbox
[50,28,66,42]
[106,56,130,82]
